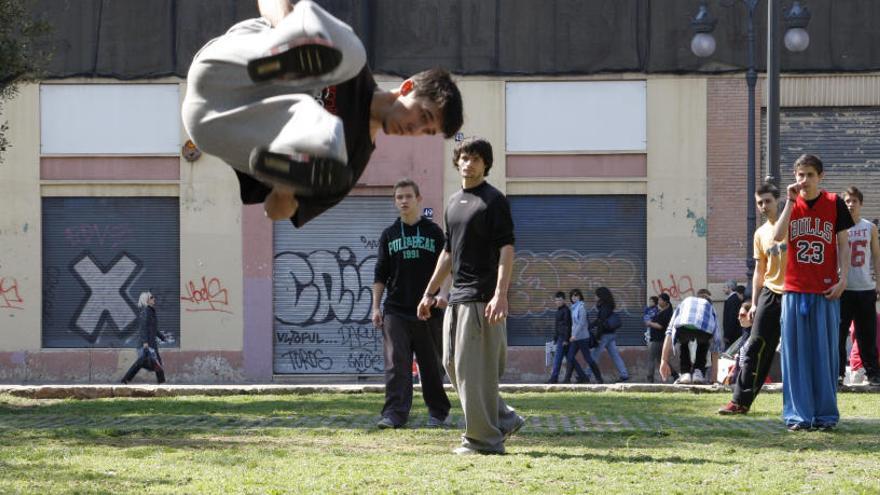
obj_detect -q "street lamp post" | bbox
[690,0,811,283]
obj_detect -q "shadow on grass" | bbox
[516,450,715,465]
[1,392,878,457]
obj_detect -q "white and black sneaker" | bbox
[248,37,342,83]
[674,373,693,385]
[249,147,351,197]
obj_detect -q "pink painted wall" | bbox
[40,157,180,180]
[242,204,274,382]
[0,350,244,383]
[506,154,646,178]
[360,134,446,216]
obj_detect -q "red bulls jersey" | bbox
[784,191,839,294]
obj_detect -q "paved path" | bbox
[0,412,877,433]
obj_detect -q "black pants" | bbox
[381,313,450,425]
[565,338,603,383]
[646,340,663,382]
[733,288,782,407]
[839,289,880,378]
[122,347,166,384]
[676,327,712,374]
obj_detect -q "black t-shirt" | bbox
[374,217,444,320]
[234,66,378,227]
[650,305,673,342]
[445,181,515,304]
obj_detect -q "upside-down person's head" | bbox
[383,68,463,138]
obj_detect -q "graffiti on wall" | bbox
[273,247,382,374]
[509,250,643,317]
[0,276,24,310]
[274,247,375,326]
[64,223,133,249]
[650,273,695,301]
[181,276,232,314]
[69,251,142,342]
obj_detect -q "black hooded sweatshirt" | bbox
[374,216,444,320]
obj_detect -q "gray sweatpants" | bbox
[181,0,366,174]
[444,302,519,453]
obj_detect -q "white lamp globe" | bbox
[784,27,810,52]
[691,33,717,58]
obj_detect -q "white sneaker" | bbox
[692,369,706,384]
[852,368,867,385]
[675,373,693,384]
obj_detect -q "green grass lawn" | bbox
[0,391,878,494]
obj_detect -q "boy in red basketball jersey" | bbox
[773,154,854,431]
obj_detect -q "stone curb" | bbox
[0,383,875,400]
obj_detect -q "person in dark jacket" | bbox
[589,286,630,382]
[548,292,588,383]
[722,280,744,349]
[122,291,168,384]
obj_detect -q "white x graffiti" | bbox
[71,253,141,337]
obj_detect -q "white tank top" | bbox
[847,218,876,291]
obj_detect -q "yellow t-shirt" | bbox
[754,221,787,294]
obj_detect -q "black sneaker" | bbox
[247,37,342,83]
[249,147,351,197]
[815,423,836,432]
[376,417,402,429]
[868,374,880,387]
[502,415,526,441]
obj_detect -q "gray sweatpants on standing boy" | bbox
[444,302,520,453]
[181,0,365,174]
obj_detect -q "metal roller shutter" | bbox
[273,196,398,374]
[41,197,180,347]
[763,107,880,222]
[507,195,647,346]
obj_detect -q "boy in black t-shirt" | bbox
[182,0,463,228]
[418,138,524,455]
[372,179,450,429]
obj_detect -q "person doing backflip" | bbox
[182,0,463,226]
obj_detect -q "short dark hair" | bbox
[453,137,494,176]
[392,178,420,197]
[697,288,712,299]
[554,291,566,299]
[735,285,746,296]
[649,296,659,305]
[740,301,752,313]
[756,182,780,199]
[410,68,463,139]
[845,186,864,204]
[570,288,583,300]
[794,154,823,175]
[659,293,671,303]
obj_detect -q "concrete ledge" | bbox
[1,383,877,400]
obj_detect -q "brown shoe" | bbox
[718,401,749,415]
